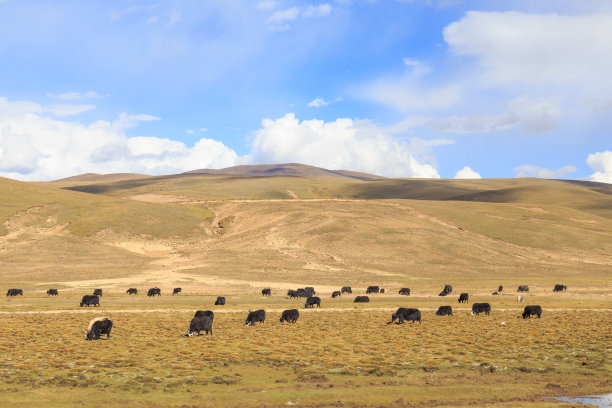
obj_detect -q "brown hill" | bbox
[185,163,383,180]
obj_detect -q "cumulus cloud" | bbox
[586,150,612,184]
[0,97,237,180]
[303,4,331,18]
[307,97,342,108]
[0,98,447,180]
[515,164,577,179]
[454,166,481,179]
[443,12,612,90]
[245,113,441,178]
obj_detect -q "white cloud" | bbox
[267,7,299,24]
[245,113,440,178]
[359,59,461,111]
[48,104,96,116]
[0,98,448,180]
[307,97,343,108]
[443,12,612,90]
[586,150,612,184]
[515,164,577,179]
[303,4,331,18]
[47,91,104,100]
[0,97,237,180]
[454,166,481,179]
[428,97,562,134]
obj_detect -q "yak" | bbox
[471,303,491,315]
[245,309,266,326]
[186,315,213,336]
[522,305,542,319]
[353,296,369,303]
[85,317,112,340]
[436,306,453,316]
[280,309,299,323]
[389,308,421,324]
[304,296,321,308]
[458,293,469,303]
[215,296,226,305]
[80,295,100,307]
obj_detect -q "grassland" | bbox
[0,171,611,406]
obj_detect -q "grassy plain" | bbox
[0,171,611,406]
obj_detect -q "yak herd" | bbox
[4,283,564,340]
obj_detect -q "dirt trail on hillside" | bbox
[0,307,610,315]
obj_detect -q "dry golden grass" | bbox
[0,305,609,407]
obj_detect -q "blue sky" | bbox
[0,0,610,182]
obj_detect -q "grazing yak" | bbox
[304,296,321,308]
[93,289,103,297]
[215,296,226,305]
[471,303,491,315]
[85,317,112,340]
[280,309,299,323]
[443,285,453,294]
[389,308,421,324]
[522,305,542,319]
[341,286,352,294]
[147,288,161,297]
[332,291,341,298]
[287,290,299,299]
[173,288,182,295]
[194,310,214,321]
[436,306,453,316]
[261,288,271,297]
[553,284,567,292]
[399,288,411,296]
[366,286,379,294]
[353,296,369,303]
[6,289,23,297]
[245,309,266,326]
[80,295,100,307]
[126,288,138,295]
[47,289,58,296]
[458,293,469,303]
[498,285,503,292]
[518,295,524,302]
[304,287,316,295]
[186,315,213,336]
[517,285,529,293]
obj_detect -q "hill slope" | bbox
[1,173,610,289]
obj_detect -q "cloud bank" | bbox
[0,98,440,180]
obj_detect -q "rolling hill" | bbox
[0,168,610,290]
